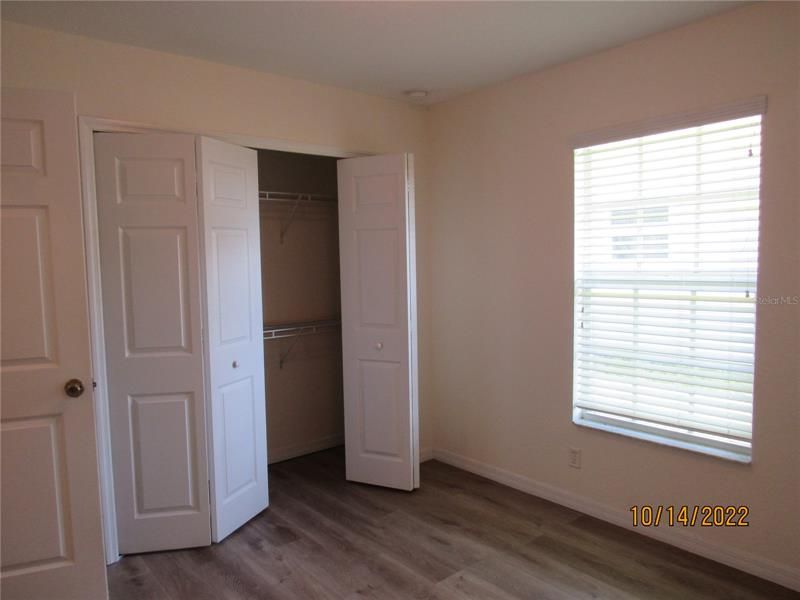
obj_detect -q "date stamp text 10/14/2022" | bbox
[630,505,750,527]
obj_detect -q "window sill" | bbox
[573,415,752,464]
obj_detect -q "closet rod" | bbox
[264,319,341,369]
[258,190,337,203]
[262,319,340,340]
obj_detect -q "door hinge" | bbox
[208,480,213,532]
[92,380,97,390]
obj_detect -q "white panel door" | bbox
[94,133,211,554]
[337,154,419,491]
[1,89,108,599]
[197,137,268,542]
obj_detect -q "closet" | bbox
[257,150,344,464]
[91,131,419,560]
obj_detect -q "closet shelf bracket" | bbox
[279,193,304,244]
[279,335,300,369]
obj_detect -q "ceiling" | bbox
[2,1,743,105]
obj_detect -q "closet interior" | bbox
[258,149,345,464]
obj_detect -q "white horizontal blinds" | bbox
[573,113,762,456]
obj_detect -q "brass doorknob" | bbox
[64,379,85,398]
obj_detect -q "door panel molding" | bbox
[119,226,193,356]
[1,415,73,573]
[129,392,200,515]
[0,206,57,367]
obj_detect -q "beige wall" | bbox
[0,19,433,453]
[428,2,799,583]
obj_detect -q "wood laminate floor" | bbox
[108,447,797,600]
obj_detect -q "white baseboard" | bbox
[431,448,800,592]
[268,434,344,464]
[420,446,434,462]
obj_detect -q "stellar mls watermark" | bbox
[755,295,800,305]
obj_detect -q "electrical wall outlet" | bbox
[568,447,582,469]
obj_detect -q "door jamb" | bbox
[78,116,358,564]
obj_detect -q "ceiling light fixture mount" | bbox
[404,90,430,100]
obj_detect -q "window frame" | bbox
[571,98,766,464]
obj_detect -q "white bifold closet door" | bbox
[197,137,268,542]
[95,133,212,554]
[95,133,266,554]
[1,89,107,600]
[337,154,420,491]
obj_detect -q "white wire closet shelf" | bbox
[262,319,340,340]
[263,319,341,369]
[258,190,337,203]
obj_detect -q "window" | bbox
[573,105,763,462]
